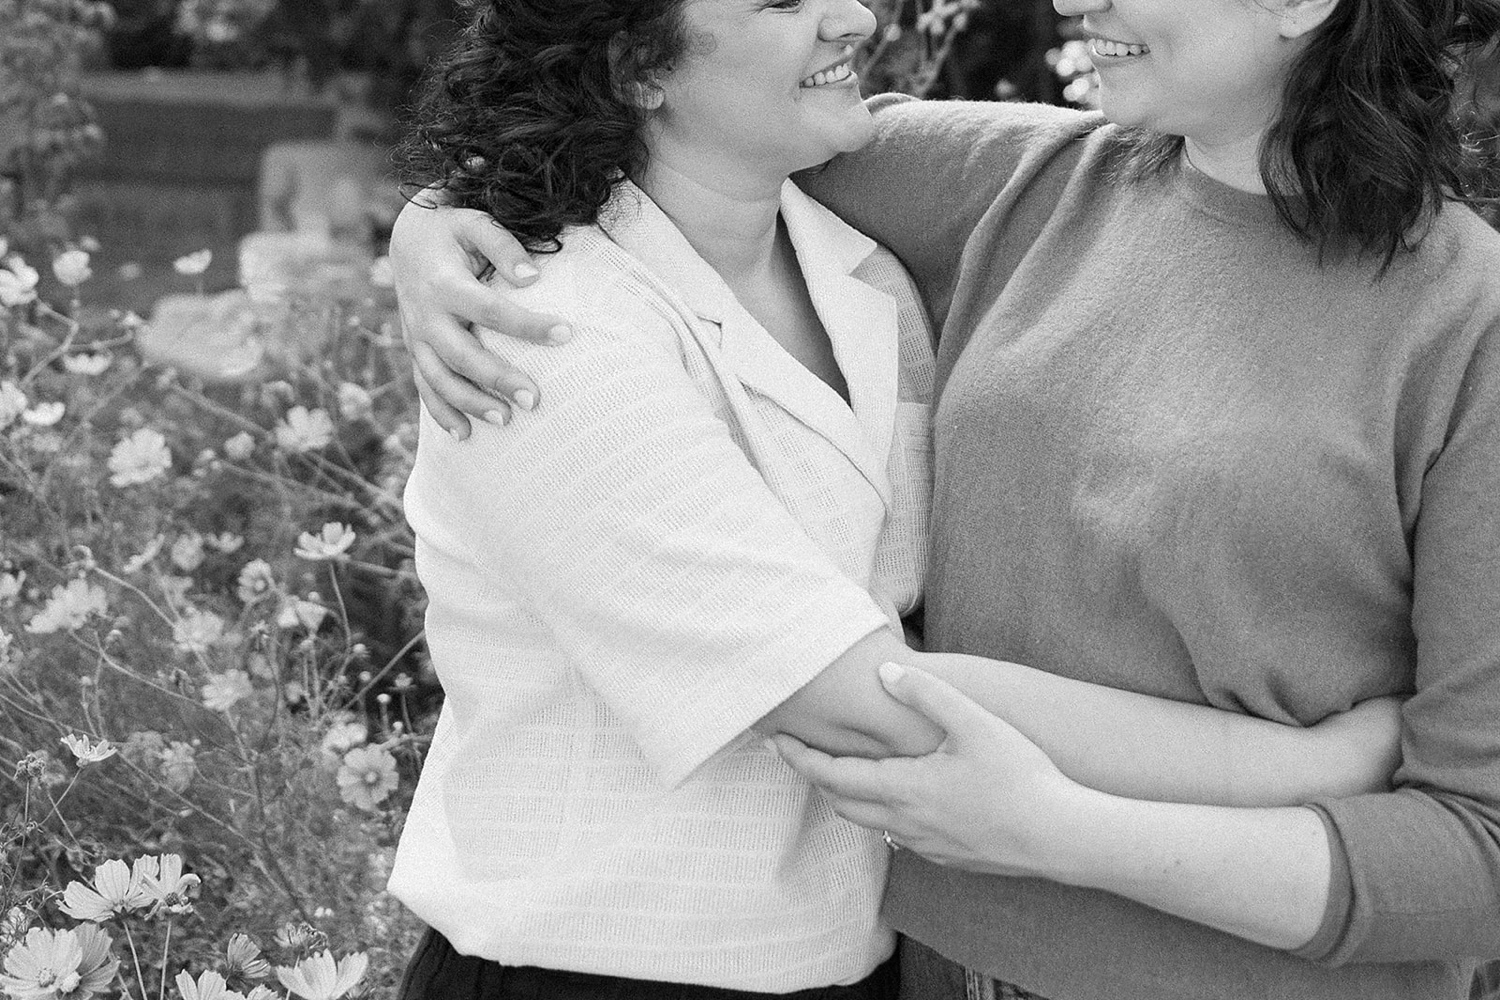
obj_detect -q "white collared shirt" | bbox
[390,180,934,991]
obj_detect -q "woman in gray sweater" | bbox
[387,0,1500,996]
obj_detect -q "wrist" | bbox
[1013,775,1107,884]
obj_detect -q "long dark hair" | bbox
[399,0,691,252]
[1119,0,1500,267]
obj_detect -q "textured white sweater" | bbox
[389,181,934,991]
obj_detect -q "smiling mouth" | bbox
[1089,37,1150,58]
[800,60,855,88]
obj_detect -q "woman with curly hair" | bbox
[389,0,1500,997]
[386,1,1421,998]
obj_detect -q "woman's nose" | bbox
[820,0,878,44]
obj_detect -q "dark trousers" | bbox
[398,928,900,1000]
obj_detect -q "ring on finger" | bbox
[882,830,901,852]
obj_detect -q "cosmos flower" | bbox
[336,383,372,423]
[175,969,244,1000]
[222,432,255,461]
[274,950,368,1000]
[174,609,226,654]
[51,250,92,287]
[0,257,40,308]
[108,428,172,487]
[236,560,276,604]
[21,402,65,427]
[294,523,355,561]
[58,734,117,767]
[159,742,196,793]
[224,934,270,981]
[61,353,111,376]
[0,924,118,1000]
[25,579,108,634]
[136,854,201,915]
[171,533,206,572]
[59,859,151,921]
[274,406,334,453]
[336,746,398,812]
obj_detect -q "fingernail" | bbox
[447,425,468,442]
[514,262,539,280]
[483,409,509,426]
[548,324,573,343]
[761,736,781,754]
[878,662,906,688]
[512,389,535,411]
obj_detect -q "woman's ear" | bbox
[1278,0,1340,39]
[608,32,666,110]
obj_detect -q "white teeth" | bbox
[801,62,853,88]
[1090,38,1149,58]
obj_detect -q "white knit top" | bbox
[389,180,935,991]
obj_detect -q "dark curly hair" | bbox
[1118,0,1500,268]
[399,0,693,252]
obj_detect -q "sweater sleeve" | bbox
[796,98,1099,328]
[1300,319,1500,964]
[402,256,893,789]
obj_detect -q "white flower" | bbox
[337,746,399,811]
[61,352,111,375]
[225,934,270,980]
[59,734,117,766]
[223,432,255,461]
[59,859,152,921]
[136,854,201,915]
[236,560,276,604]
[319,718,367,755]
[0,381,28,430]
[52,249,92,287]
[274,951,368,1000]
[176,969,245,1000]
[0,570,25,603]
[207,532,244,553]
[21,401,64,427]
[108,428,172,487]
[173,609,226,653]
[0,257,39,308]
[170,533,206,572]
[122,535,165,574]
[0,924,118,1000]
[25,579,108,634]
[336,382,372,422]
[244,988,277,1000]
[274,406,334,453]
[294,523,355,561]
[173,249,213,276]
[368,255,394,288]
[200,669,251,712]
[276,596,329,631]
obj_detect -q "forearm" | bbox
[1045,787,1331,950]
[912,652,1369,808]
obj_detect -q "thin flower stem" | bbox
[326,564,352,658]
[158,920,172,1000]
[123,921,150,1000]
